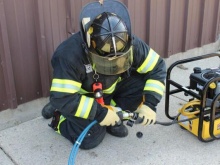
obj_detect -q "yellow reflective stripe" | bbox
[110,99,116,106]
[144,79,165,95]
[79,88,91,94]
[75,95,94,119]
[137,48,159,73]
[103,77,121,94]
[50,79,81,93]
[56,115,66,134]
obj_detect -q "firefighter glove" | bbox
[99,106,120,126]
[135,104,156,126]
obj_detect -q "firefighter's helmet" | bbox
[80,1,133,75]
[90,12,129,56]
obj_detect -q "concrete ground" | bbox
[0,41,220,165]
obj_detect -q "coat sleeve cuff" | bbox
[143,94,159,112]
[93,104,108,123]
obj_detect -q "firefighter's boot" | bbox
[106,123,128,137]
[42,102,56,119]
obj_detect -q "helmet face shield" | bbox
[88,46,133,75]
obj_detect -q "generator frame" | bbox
[165,52,220,142]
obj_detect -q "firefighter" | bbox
[42,0,166,149]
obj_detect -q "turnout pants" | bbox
[52,73,145,149]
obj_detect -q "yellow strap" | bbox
[179,100,200,116]
[103,77,121,94]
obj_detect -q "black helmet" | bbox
[80,0,133,75]
[90,12,129,56]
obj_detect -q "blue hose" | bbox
[68,120,98,165]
